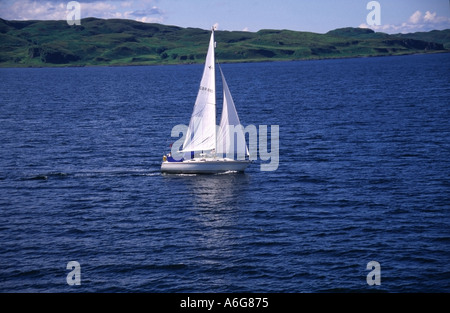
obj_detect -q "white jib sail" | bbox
[181,30,216,153]
[216,66,249,160]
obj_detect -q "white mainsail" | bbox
[181,29,216,153]
[216,67,249,159]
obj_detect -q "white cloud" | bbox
[0,0,65,20]
[409,10,422,24]
[0,0,165,23]
[135,16,163,23]
[423,11,436,23]
[82,2,120,19]
[360,10,450,34]
[124,5,165,22]
[242,27,250,32]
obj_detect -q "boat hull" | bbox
[161,159,250,174]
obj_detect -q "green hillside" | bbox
[0,18,448,67]
[395,29,450,49]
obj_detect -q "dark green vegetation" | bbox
[1,17,448,67]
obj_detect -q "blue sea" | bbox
[0,53,449,293]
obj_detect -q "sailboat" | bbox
[161,27,250,174]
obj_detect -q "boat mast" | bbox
[212,26,217,154]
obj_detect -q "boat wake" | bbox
[20,169,160,181]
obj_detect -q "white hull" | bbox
[161,159,250,174]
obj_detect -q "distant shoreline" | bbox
[1,50,448,69]
[1,18,448,69]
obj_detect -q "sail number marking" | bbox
[200,86,214,93]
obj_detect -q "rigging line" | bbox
[216,56,224,76]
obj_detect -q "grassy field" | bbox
[0,17,448,67]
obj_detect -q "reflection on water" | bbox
[163,172,250,211]
[189,173,250,209]
[163,172,251,285]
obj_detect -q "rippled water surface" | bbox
[1,53,449,292]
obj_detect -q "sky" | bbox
[0,0,449,34]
